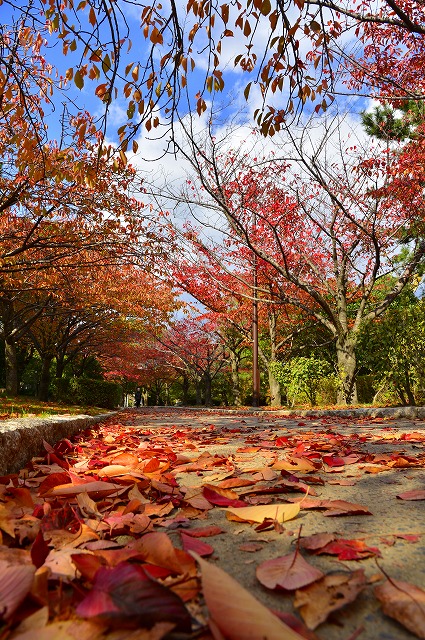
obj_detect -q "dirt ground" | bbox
[125,407,425,640]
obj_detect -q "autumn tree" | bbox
[21,260,178,401]
[173,257,310,406]
[4,0,425,145]
[152,316,228,406]
[156,113,425,404]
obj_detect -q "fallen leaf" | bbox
[192,554,305,639]
[76,492,102,519]
[397,490,425,501]
[239,542,264,552]
[76,562,191,631]
[183,525,224,538]
[299,533,337,551]
[226,502,300,524]
[0,560,35,620]
[375,579,425,639]
[202,485,246,507]
[43,480,125,498]
[294,570,367,629]
[273,458,317,473]
[180,532,214,557]
[256,551,324,590]
[317,538,381,561]
[43,547,93,581]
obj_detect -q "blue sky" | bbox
[3,0,370,149]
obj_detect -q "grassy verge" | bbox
[0,395,110,420]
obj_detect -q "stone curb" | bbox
[0,413,113,476]
[149,405,425,419]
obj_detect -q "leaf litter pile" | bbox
[1,408,425,640]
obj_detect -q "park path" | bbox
[121,406,425,640]
[2,406,424,640]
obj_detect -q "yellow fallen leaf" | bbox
[192,553,304,640]
[273,457,316,473]
[44,481,124,497]
[225,502,300,523]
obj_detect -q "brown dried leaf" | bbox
[256,551,324,590]
[294,570,367,629]
[397,490,425,501]
[375,579,425,639]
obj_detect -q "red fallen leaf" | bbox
[202,485,246,508]
[130,532,195,575]
[184,525,224,538]
[299,532,337,552]
[275,436,290,446]
[322,455,345,467]
[400,432,425,441]
[256,551,324,591]
[142,458,161,473]
[341,454,360,464]
[317,538,381,561]
[316,499,373,516]
[397,489,425,500]
[30,531,51,568]
[180,532,214,557]
[217,478,256,489]
[6,487,35,508]
[142,565,174,580]
[38,472,70,496]
[0,560,35,620]
[394,533,422,543]
[388,456,417,469]
[110,452,139,467]
[53,438,74,455]
[71,553,104,581]
[375,578,425,639]
[40,502,82,534]
[76,562,191,631]
[239,542,264,552]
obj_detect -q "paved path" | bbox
[126,407,425,640]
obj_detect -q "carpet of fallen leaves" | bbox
[1,407,425,640]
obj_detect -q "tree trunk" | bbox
[38,354,52,401]
[229,350,242,406]
[204,373,212,406]
[5,336,19,396]
[195,380,202,405]
[268,367,282,407]
[336,337,358,404]
[402,366,416,405]
[55,353,65,379]
[181,374,190,404]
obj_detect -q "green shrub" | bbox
[270,357,332,406]
[316,376,339,405]
[356,375,376,403]
[52,377,122,409]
